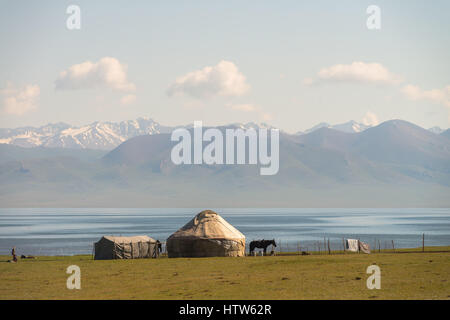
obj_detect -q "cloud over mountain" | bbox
[362,111,379,126]
[305,62,402,86]
[55,57,136,92]
[402,84,450,108]
[167,60,250,99]
[1,82,40,115]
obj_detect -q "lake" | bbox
[0,208,449,255]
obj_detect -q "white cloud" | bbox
[362,111,379,126]
[120,94,136,105]
[402,84,450,108]
[305,62,402,85]
[1,82,40,115]
[55,57,136,92]
[168,60,250,99]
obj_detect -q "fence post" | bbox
[327,238,331,254]
[422,233,425,252]
[392,240,395,252]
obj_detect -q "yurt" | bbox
[94,235,160,260]
[167,210,245,258]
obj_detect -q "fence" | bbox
[245,233,449,255]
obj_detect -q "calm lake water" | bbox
[0,208,449,255]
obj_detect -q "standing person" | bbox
[11,247,17,262]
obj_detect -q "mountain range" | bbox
[1,118,447,150]
[0,118,171,150]
[1,118,449,208]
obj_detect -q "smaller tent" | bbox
[94,235,159,260]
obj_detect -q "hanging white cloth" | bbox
[346,239,359,252]
[359,241,371,254]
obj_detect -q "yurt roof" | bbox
[100,235,156,243]
[168,210,245,240]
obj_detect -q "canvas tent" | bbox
[94,235,159,260]
[167,210,245,258]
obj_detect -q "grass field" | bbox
[1,247,449,300]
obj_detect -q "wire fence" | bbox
[244,233,450,256]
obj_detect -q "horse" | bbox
[249,239,277,255]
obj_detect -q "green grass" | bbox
[1,247,449,300]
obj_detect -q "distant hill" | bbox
[297,121,448,135]
[1,119,448,207]
[0,144,107,165]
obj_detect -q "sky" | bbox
[0,0,449,133]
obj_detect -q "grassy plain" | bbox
[1,247,449,300]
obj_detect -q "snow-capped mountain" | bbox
[298,120,372,135]
[0,118,170,150]
[0,118,277,150]
[2,117,446,150]
[332,120,372,133]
